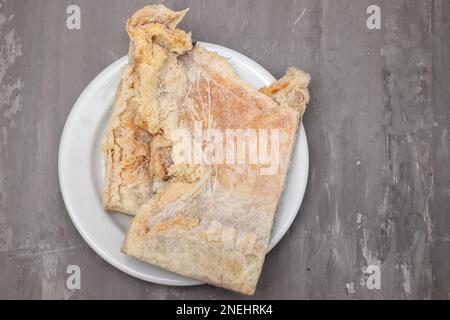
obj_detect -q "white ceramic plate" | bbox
[58,42,309,286]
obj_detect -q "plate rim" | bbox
[58,42,309,286]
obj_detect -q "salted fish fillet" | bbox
[103,5,310,295]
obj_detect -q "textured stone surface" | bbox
[0,0,449,299]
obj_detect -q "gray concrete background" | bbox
[0,0,449,299]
